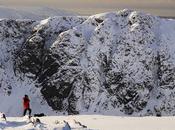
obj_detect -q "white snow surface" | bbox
[1,115,175,130]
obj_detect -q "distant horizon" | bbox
[0,0,174,17]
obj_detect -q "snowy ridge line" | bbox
[0,115,93,130]
[0,9,175,116]
[1,115,175,130]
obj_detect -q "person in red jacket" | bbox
[23,95,32,116]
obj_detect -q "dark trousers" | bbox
[2,114,6,120]
[23,108,32,116]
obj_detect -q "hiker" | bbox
[0,112,6,121]
[23,95,32,117]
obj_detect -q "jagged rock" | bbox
[0,10,175,116]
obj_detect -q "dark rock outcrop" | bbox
[1,10,175,116]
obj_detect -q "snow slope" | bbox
[1,115,175,130]
[0,9,175,116]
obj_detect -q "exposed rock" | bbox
[1,10,175,116]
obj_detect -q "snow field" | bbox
[1,115,175,130]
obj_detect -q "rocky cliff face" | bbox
[1,10,175,116]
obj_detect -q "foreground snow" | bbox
[1,115,175,130]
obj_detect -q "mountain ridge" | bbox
[0,9,175,116]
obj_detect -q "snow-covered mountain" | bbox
[0,9,175,116]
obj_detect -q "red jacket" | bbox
[23,97,30,109]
